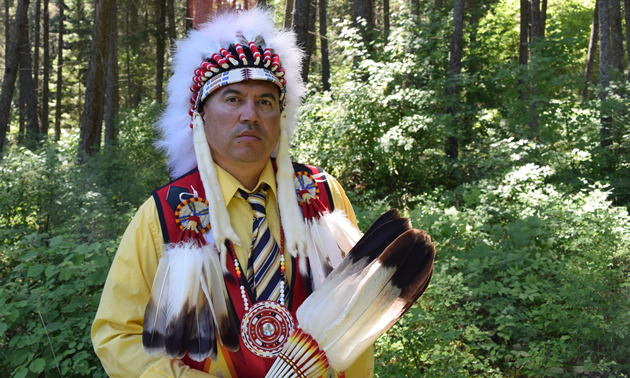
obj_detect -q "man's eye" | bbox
[227,97,239,103]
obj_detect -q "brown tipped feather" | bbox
[294,211,435,372]
[203,246,241,352]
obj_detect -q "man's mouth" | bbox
[236,130,261,142]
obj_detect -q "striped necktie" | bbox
[236,185,286,302]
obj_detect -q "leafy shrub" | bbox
[0,234,114,377]
[374,164,630,377]
[0,100,167,377]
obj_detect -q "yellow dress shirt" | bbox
[91,161,374,378]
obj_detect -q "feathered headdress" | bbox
[154,6,308,262]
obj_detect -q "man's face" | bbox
[202,81,281,170]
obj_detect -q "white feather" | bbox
[276,122,308,269]
[304,222,329,289]
[143,251,171,355]
[310,219,344,270]
[201,243,240,351]
[294,227,431,372]
[319,210,362,256]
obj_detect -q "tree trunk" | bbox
[599,0,611,147]
[445,0,464,160]
[167,0,176,44]
[518,0,529,101]
[125,10,131,106]
[41,0,49,136]
[467,0,479,73]
[19,82,25,141]
[284,0,293,28]
[155,0,165,103]
[541,0,547,36]
[127,0,141,106]
[306,0,316,75]
[104,0,118,146]
[353,0,373,48]
[19,16,40,141]
[528,0,542,130]
[319,0,329,91]
[54,0,63,141]
[79,0,111,158]
[582,1,599,100]
[34,0,40,94]
[625,0,630,81]
[95,97,104,151]
[383,0,389,42]
[0,0,29,157]
[293,0,312,83]
[409,0,419,16]
[185,0,193,31]
[609,0,624,73]
[194,0,212,27]
[4,0,10,59]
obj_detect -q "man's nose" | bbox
[239,99,261,124]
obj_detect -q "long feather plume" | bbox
[201,243,240,352]
[143,240,241,362]
[304,223,332,289]
[143,251,171,355]
[265,209,435,376]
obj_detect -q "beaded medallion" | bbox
[240,300,295,359]
[175,197,211,233]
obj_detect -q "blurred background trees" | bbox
[0,0,629,376]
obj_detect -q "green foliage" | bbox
[0,101,166,376]
[294,0,630,209]
[0,235,114,377]
[374,164,630,377]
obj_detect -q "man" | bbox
[91,7,374,378]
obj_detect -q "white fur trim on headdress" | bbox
[276,116,308,271]
[155,7,305,179]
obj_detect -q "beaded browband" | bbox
[188,42,288,127]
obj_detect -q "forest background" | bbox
[0,0,629,375]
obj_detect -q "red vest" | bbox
[151,162,335,378]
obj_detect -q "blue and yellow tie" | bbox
[237,185,287,303]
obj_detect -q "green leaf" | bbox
[7,309,20,322]
[13,368,28,378]
[49,235,64,246]
[45,265,56,278]
[74,244,92,255]
[46,322,63,332]
[59,268,73,281]
[72,254,85,266]
[0,323,8,338]
[29,358,46,373]
[19,250,38,261]
[27,264,45,278]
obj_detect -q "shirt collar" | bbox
[215,160,277,205]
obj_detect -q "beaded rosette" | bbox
[294,172,319,204]
[241,300,296,359]
[175,197,211,233]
